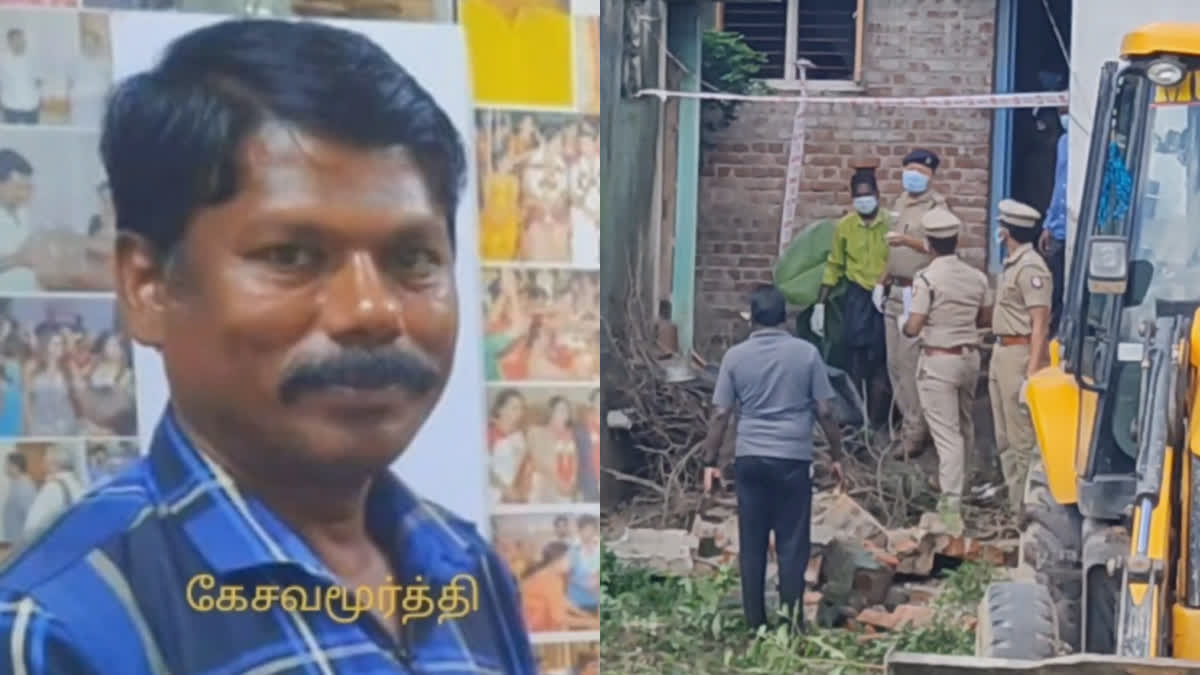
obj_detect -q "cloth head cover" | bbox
[998,198,1041,229]
[849,157,879,194]
[921,207,961,239]
[902,148,940,172]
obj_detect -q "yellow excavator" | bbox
[889,23,1200,674]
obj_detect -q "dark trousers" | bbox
[2,108,37,125]
[1047,237,1066,335]
[734,455,812,630]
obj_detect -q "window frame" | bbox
[716,0,865,89]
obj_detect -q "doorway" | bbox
[989,0,1072,272]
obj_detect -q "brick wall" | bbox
[694,0,996,357]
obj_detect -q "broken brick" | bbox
[863,540,900,569]
[891,604,935,629]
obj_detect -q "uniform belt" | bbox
[890,276,913,287]
[996,335,1031,346]
[923,345,973,356]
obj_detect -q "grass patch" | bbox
[600,549,990,674]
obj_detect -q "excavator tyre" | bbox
[976,581,1059,660]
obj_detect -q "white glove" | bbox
[871,284,885,313]
[810,303,826,337]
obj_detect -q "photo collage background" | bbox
[0,7,136,561]
[0,0,601,668]
[467,0,601,666]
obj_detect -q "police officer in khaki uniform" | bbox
[877,148,948,459]
[901,208,991,536]
[990,198,1053,513]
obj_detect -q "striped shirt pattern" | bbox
[0,409,535,674]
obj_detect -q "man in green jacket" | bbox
[811,160,890,420]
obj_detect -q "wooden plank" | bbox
[886,653,1200,675]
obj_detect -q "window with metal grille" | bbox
[720,0,861,82]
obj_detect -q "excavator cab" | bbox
[888,23,1200,674]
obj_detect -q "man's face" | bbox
[117,123,458,481]
[0,172,32,209]
[579,523,597,544]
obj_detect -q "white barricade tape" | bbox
[636,88,1069,109]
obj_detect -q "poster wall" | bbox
[464,0,602,665]
[0,8,130,562]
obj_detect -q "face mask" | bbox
[902,170,929,194]
[995,227,1007,245]
[852,195,878,215]
[1060,113,1070,131]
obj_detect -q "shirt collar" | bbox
[147,407,482,588]
[1004,242,1035,267]
[750,327,789,339]
[854,211,888,228]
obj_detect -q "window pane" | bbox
[721,1,787,80]
[795,0,856,80]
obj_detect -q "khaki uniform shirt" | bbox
[910,255,991,349]
[992,243,1053,336]
[885,189,948,280]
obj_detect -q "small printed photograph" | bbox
[482,267,599,383]
[0,439,88,551]
[493,511,601,634]
[535,641,598,675]
[0,12,111,128]
[476,110,599,267]
[573,16,599,115]
[0,129,113,293]
[462,0,573,108]
[85,437,138,487]
[487,385,599,505]
[0,296,136,439]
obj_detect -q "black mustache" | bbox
[278,347,440,405]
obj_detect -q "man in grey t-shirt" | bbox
[701,284,842,631]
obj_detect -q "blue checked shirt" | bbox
[0,409,535,674]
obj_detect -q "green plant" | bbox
[601,548,990,674]
[701,30,767,137]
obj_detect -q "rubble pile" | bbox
[608,489,1018,633]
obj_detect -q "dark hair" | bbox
[101,19,466,258]
[489,388,524,419]
[5,453,25,473]
[1005,224,1039,245]
[92,330,132,367]
[553,514,568,526]
[928,235,958,256]
[0,149,32,183]
[525,538,566,576]
[523,540,570,580]
[577,514,598,530]
[749,284,787,327]
[546,395,573,425]
[34,322,59,343]
[5,29,21,40]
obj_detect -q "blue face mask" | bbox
[902,170,929,194]
[1060,113,1070,131]
[852,195,878,215]
[995,227,1007,245]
